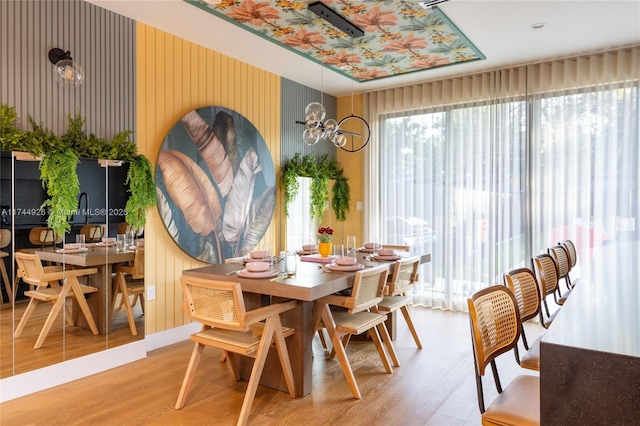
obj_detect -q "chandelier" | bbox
[300,101,346,147]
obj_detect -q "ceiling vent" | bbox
[308,1,364,38]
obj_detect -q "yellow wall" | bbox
[136,23,282,333]
[336,93,365,246]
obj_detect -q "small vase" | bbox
[318,242,332,257]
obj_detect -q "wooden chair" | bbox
[548,244,572,299]
[27,226,63,248]
[503,267,543,371]
[80,224,106,242]
[112,248,145,336]
[0,229,13,306]
[175,275,297,425]
[376,255,423,348]
[468,285,540,425]
[13,252,99,349]
[315,264,398,399]
[532,253,561,328]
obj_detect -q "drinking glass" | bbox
[284,251,297,276]
[346,235,357,258]
[76,234,85,249]
[127,228,136,248]
[116,234,126,252]
[333,244,344,258]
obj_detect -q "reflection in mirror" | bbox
[0,154,144,379]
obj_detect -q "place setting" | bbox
[325,243,365,272]
[369,247,402,262]
[55,234,89,253]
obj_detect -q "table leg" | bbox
[74,265,111,334]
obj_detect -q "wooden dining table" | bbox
[35,244,135,334]
[183,251,431,397]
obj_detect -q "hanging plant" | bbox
[125,154,157,229]
[280,153,350,222]
[39,147,80,236]
[1,103,155,235]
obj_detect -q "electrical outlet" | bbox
[147,285,156,301]
[356,201,363,211]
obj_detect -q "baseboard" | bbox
[0,322,199,403]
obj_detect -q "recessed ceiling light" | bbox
[530,22,546,30]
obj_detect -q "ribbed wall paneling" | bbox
[0,0,135,139]
[281,78,337,163]
[137,23,281,333]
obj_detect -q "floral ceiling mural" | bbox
[186,0,485,83]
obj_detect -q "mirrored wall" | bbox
[0,152,144,379]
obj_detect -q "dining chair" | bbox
[175,275,297,426]
[111,248,145,336]
[314,264,398,399]
[532,253,561,328]
[503,267,543,371]
[381,244,410,252]
[548,244,572,299]
[468,285,540,425]
[376,255,423,349]
[559,239,578,287]
[0,229,13,306]
[27,226,63,249]
[80,224,106,242]
[13,252,99,349]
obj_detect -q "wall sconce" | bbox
[48,48,84,87]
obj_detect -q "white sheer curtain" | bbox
[365,46,639,311]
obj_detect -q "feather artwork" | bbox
[236,186,276,257]
[157,150,222,238]
[156,186,179,243]
[222,148,262,246]
[180,111,234,197]
[212,111,239,175]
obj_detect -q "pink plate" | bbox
[326,263,365,272]
[237,269,279,279]
[55,247,89,254]
[372,255,401,261]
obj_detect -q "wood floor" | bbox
[1,295,144,378]
[0,306,543,426]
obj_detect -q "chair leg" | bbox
[14,298,40,338]
[34,283,73,349]
[0,260,12,307]
[271,315,296,398]
[238,317,276,426]
[321,303,361,399]
[400,305,422,349]
[374,322,397,371]
[175,342,205,409]
[68,277,99,336]
[317,328,328,349]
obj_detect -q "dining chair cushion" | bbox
[520,336,541,371]
[481,375,540,426]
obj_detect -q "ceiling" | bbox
[87,0,640,97]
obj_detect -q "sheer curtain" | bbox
[365,46,639,311]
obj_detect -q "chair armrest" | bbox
[243,300,298,325]
[317,294,355,310]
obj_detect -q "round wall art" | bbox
[156,106,276,263]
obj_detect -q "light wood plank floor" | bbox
[0,307,543,425]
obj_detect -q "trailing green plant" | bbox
[125,154,157,229]
[280,153,350,222]
[1,103,155,234]
[39,147,80,236]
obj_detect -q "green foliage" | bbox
[280,153,351,222]
[39,148,80,236]
[1,102,155,234]
[125,155,157,229]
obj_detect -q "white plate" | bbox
[237,269,279,279]
[56,247,89,254]
[371,255,401,261]
[326,263,365,272]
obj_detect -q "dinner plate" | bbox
[357,247,374,253]
[237,269,279,279]
[297,250,318,255]
[371,254,401,261]
[326,263,365,272]
[244,256,276,263]
[55,247,89,254]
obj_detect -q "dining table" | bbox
[540,240,640,424]
[183,250,431,397]
[35,243,136,334]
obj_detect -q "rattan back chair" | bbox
[175,275,297,425]
[377,255,422,348]
[315,264,396,399]
[503,268,543,371]
[560,239,578,287]
[532,253,560,328]
[548,245,572,298]
[468,285,540,424]
[112,248,145,336]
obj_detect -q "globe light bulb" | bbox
[304,102,326,123]
[303,127,321,145]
